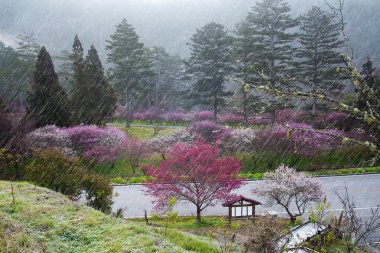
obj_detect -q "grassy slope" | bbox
[0,181,219,253]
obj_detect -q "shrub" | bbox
[26,125,75,156]
[23,149,86,197]
[219,113,244,125]
[66,126,127,164]
[248,115,271,126]
[193,111,214,121]
[220,128,255,155]
[162,112,186,123]
[188,120,231,144]
[323,112,362,131]
[276,109,307,124]
[82,173,113,214]
[23,148,113,213]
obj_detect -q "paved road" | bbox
[113,174,380,220]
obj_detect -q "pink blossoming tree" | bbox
[144,141,243,223]
[254,165,323,222]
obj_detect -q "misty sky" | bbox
[0,0,379,64]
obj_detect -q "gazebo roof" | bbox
[222,195,262,207]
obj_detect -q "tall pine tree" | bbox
[16,32,40,62]
[187,22,233,121]
[246,0,298,125]
[297,6,344,127]
[232,19,264,126]
[83,45,117,125]
[69,35,87,124]
[106,18,153,127]
[26,47,71,127]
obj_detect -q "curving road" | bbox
[113,174,380,219]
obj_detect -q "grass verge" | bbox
[0,181,219,253]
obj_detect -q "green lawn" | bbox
[0,181,220,253]
[120,126,176,140]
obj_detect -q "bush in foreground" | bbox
[23,148,113,212]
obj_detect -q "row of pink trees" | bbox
[26,125,151,174]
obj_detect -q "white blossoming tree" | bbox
[254,165,323,221]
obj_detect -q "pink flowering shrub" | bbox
[248,115,272,126]
[193,111,214,121]
[276,109,307,124]
[66,126,127,164]
[188,120,231,144]
[144,141,244,222]
[26,125,75,156]
[219,113,244,125]
[162,112,186,123]
[323,112,362,131]
[133,110,162,122]
[287,123,344,156]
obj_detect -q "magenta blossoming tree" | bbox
[66,126,127,164]
[253,165,323,221]
[188,120,231,144]
[193,111,214,122]
[144,141,243,223]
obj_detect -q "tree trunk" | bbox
[155,66,161,107]
[311,98,317,129]
[271,109,276,130]
[213,94,218,122]
[196,207,202,223]
[125,86,131,128]
[243,88,248,128]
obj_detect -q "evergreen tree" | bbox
[0,96,6,113]
[0,41,30,107]
[83,45,117,125]
[232,19,263,126]
[16,32,40,62]
[106,18,153,127]
[246,0,298,125]
[69,35,87,124]
[26,47,71,127]
[357,56,380,113]
[187,22,233,121]
[297,6,344,127]
[147,46,186,109]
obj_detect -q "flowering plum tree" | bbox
[188,120,231,144]
[254,165,323,221]
[26,125,75,156]
[122,139,149,174]
[66,126,127,164]
[162,112,186,124]
[219,113,244,126]
[221,128,256,155]
[147,129,195,160]
[193,111,214,122]
[144,141,243,223]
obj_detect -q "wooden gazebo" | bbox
[222,195,262,223]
